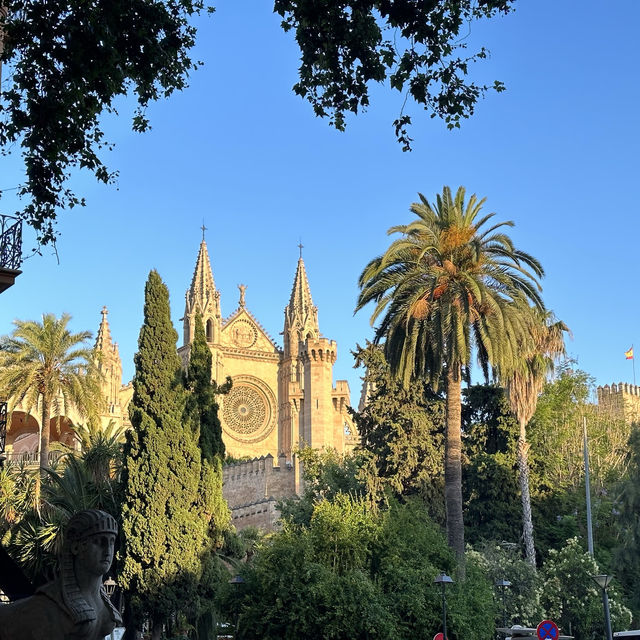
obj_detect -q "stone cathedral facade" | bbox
[178,238,357,462]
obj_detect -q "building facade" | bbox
[177,239,357,462]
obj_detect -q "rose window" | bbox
[223,385,267,435]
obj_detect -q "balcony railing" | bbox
[4,450,66,467]
[0,214,22,271]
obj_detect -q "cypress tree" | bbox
[185,314,232,639]
[185,314,231,545]
[187,314,227,462]
[120,271,207,640]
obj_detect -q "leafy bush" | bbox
[540,538,631,639]
[470,542,543,627]
[223,496,497,640]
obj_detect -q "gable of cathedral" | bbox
[221,308,281,359]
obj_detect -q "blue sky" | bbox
[2,0,639,400]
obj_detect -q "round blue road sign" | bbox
[536,620,559,640]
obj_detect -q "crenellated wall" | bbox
[596,382,640,424]
[222,454,301,530]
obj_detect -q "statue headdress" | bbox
[60,509,121,625]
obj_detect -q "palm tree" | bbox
[0,313,103,474]
[356,186,545,563]
[72,419,126,484]
[505,310,568,566]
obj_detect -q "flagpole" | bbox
[633,344,636,386]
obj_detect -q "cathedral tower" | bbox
[94,306,124,422]
[300,337,337,449]
[182,235,221,348]
[278,253,319,457]
[283,253,319,360]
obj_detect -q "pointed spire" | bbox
[95,306,113,352]
[284,255,320,355]
[287,256,314,322]
[188,239,217,312]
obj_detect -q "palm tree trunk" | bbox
[40,395,50,472]
[445,367,465,568]
[517,418,536,566]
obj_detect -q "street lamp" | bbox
[591,574,613,640]
[495,579,511,628]
[434,572,454,640]
[103,576,117,597]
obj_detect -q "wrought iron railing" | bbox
[0,214,22,271]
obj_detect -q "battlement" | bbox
[222,454,299,530]
[229,497,280,530]
[223,453,279,478]
[333,379,350,396]
[597,382,640,424]
[597,382,640,398]
[300,337,337,364]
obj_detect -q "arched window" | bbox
[206,319,213,342]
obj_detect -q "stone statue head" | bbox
[60,509,121,625]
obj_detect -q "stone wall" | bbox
[222,454,300,531]
[596,382,640,424]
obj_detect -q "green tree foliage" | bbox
[528,366,630,562]
[186,314,228,463]
[0,313,102,473]
[0,0,212,245]
[614,425,640,624]
[1,425,123,584]
[185,314,232,634]
[356,185,544,563]
[279,447,366,527]
[225,496,496,640]
[274,0,514,150]
[504,311,568,565]
[119,270,207,640]
[462,384,521,549]
[350,343,444,518]
[470,541,543,627]
[464,450,521,546]
[540,538,632,640]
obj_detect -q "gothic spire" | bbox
[285,255,318,336]
[95,306,113,352]
[188,239,217,313]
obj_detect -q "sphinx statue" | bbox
[0,509,122,640]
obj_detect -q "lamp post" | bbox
[434,572,454,640]
[495,579,511,628]
[591,574,613,640]
[229,575,245,638]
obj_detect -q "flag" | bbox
[625,347,634,360]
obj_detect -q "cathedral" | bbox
[177,238,357,461]
[4,238,357,528]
